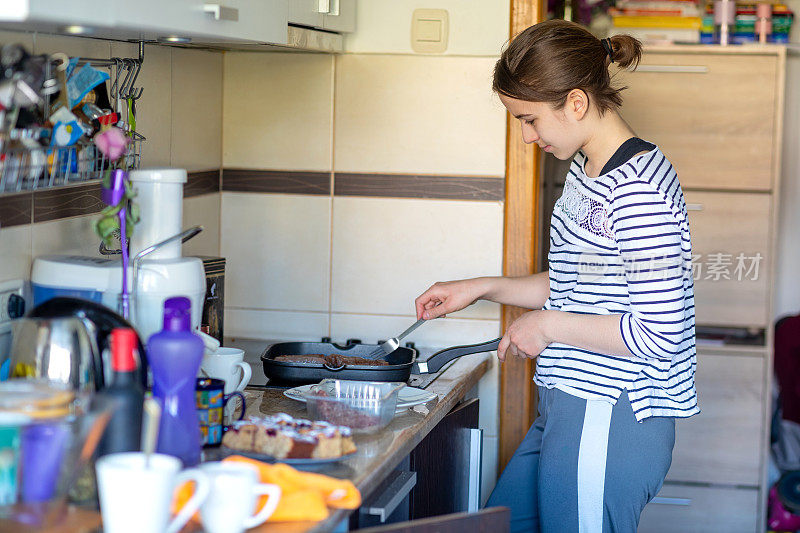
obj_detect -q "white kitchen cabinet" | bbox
[288,0,355,32]
[114,0,288,44]
[288,0,324,29]
[0,0,289,45]
[0,0,113,27]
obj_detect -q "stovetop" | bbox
[227,336,450,391]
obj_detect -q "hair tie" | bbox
[601,38,614,63]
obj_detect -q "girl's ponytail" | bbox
[608,35,642,70]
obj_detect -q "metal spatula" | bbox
[365,318,428,359]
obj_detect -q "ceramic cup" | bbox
[199,461,281,533]
[196,377,245,446]
[96,452,210,533]
[200,347,251,421]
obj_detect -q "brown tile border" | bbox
[33,181,104,223]
[0,192,33,228]
[334,172,505,201]
[222,169,330,195]
[185,169,221,198]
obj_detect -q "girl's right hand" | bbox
[414,278,486,320]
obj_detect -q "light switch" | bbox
[411,9,449,53]
[417,19,442,42]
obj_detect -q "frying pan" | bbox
[261,337,501,384]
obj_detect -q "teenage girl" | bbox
[414,20,698,533]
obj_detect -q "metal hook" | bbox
[128,60,143,100]
[110,57,122,99]
[119,58,135,100]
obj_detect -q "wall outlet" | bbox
[0,279,25,329]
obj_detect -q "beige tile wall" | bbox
[223,52,334,172]
[221,50,506,342]
[334,54,506,176]
[0,31,223,290]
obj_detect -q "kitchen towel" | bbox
[173,455,361,523]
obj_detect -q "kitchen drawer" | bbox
[616,53,778,191]
[639,483,759,532]
[667,350,765,486]
[686,190,771,328]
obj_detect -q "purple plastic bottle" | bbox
[148,297,204,466]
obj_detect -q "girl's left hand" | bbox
[497,310,553,362]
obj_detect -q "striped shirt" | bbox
[535,146,699,421]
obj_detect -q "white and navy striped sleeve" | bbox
[609,178,689,361]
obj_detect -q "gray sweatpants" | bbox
[486,386,675,532]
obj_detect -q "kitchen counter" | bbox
[233,350,492,532]
[11,350,492,533]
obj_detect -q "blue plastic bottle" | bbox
[148,297,204,466]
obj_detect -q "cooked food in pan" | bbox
[274,354,389,367]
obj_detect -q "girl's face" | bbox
[498,93,586,160]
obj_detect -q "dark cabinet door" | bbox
[408,399,480,519]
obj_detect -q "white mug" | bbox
[201,347,251,420]
[201,347,251,394]
[96,452,210,533]
[199,461,281,533]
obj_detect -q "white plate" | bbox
[283,384,437,411]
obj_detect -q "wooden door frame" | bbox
[499,0,544,471]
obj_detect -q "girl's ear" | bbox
[566,89,589,121]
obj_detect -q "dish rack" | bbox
[0,131,144,194]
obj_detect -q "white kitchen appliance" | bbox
[31,168,206,341]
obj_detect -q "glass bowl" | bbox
[303,379,405,434]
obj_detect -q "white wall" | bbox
[775,51,800,319]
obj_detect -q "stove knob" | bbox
[7,294,25,319]
[321,336,331,343]
[404,342,416,349]
[346,338,362,346]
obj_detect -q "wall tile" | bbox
[112,42,172,167]
[32,215,103,258]
[0,30,34,50]
[345,0,511,57]
[220,192,331,312]
[225,308,329,340]
[223,53,333,171]
[183,193,220,257]
[0,193,32,228]
[330,313,501,347]
[334,54,506,176]
[331,197,503,319]
[171,48,222,171]
[0,226,32,282]
[32,33,111,58]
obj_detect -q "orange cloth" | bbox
[173,456,361,523]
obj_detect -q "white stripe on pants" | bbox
[577,399,613,533]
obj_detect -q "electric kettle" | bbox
[9,297,147,391]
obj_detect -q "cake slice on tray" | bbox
[222,413,356,459]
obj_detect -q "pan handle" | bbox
[412,338,501,374]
